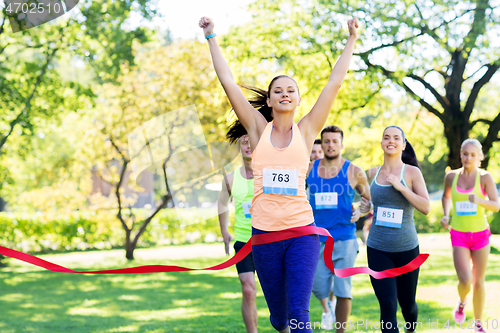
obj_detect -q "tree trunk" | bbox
[443,117,470,170]
[125,230,135,260]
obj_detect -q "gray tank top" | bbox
[366,164,419,252]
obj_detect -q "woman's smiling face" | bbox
[267,77,300,113]
[381,127,406,155]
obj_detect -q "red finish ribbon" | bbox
[0,225,428,278]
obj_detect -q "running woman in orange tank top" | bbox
[200,16,359,333]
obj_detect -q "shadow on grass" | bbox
[0,257,271,333]
[309,287,460,333]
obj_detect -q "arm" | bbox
[386,166,430,215]
[298,18,359,144]
[469,172,500,212]
[353,165,371,215]
[217,172,234,255]
[199,17,267,145]
[360,167,377,213]
[441,172,454,229]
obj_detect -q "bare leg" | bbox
[239,272,258,333]
[335,297,351,333]
[453,246,472,303]
[470,245,489,323]
[319,298,330,313]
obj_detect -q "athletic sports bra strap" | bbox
[372,166,382,185]
[475,168,481,187]
[401,164,409,188]
[373,164,408,188]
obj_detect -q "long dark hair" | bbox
[226,75,299,143]
[384,125,421,169]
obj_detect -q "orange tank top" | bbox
[250,121,314,231]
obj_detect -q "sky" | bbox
[148,0,254,41]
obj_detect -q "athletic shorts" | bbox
[234,241,255,274]
[312,238,359,300]
[450,228,491,251]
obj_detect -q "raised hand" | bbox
[198,16,214,36]
[347,17,359,38]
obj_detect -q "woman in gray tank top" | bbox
[362,126,430,333]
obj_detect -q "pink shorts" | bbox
[450,228,491,251]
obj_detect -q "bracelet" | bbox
[205,33,216,40]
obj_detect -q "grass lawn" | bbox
[1,234,500,332]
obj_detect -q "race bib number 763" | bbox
[262,168,299,195]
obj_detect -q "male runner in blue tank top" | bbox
[306,125,371,332]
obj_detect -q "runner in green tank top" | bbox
[217,134,258,333]
[441,139,499,333]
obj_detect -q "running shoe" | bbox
[321,312,333,330]
[452,299,466,324]
[475,322,486,333]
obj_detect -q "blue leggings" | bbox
[252,226,320,332]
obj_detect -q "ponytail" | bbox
[402,140,421,169]
[226,85,274,144]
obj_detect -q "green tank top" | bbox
[233,167,254,242]
[450,169,488,232]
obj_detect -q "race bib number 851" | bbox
[376,207,403,228]
[263,168,299,195]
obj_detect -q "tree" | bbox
[354,0,500,169]
[81,40,231,259]
[223,0,500,169]
[0,0,156,156]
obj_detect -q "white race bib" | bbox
[263,168,299,195]
[376,207,403,228]
[242,202,252,219]
[456,201,477,216]
[314,192,338,209]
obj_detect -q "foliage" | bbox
[414,201,445,234]
[1,113,92,210]
[224,0,500,171]
[0,208,229,254]
[489,210,500,234]
[0,0,157,170]
[76,39,233,259]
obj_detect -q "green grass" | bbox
[1,234,500,332]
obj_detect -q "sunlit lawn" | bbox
[1,234,499,333]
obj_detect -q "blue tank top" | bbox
[306,159,356,241]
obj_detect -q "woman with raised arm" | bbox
[199,16,358,333]
[363,126,430,333]
[440,139,499,333]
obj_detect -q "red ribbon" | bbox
[0,225,428,278]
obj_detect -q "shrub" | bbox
[0,208,233,254]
